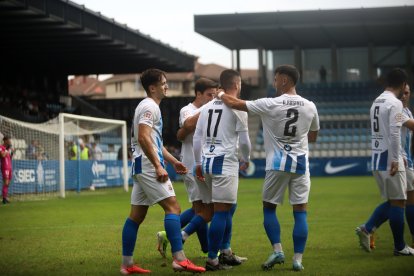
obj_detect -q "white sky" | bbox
[74,0,413,69]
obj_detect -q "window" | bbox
[115,82,123,92]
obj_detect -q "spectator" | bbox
[319,65,327,83]
[1,136,14,204]
[26,139,38,160]
[91,142,103,160]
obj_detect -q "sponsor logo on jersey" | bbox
[143,111,153,120]
[325,161,358,174]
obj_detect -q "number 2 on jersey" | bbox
[284,108,299,137]
[207,109,222,137]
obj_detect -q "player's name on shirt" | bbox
[282,100,304,106]
[374,98,386,104]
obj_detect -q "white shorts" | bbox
[373,171,407,200]
[406,168,414,192]
[131,172,176,206]
[262,170,310,205]
[183,173,209,203]
[204,174,238,204]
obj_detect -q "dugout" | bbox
[0,0,196,122]
[195,6,414,92]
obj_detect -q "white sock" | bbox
[122,256,133,266]
[181,231,189,241]
[220,248,232,255]
[207,258,218,266]
[173,250,186,262]
[273,243,283,253]
[293,253,303,262]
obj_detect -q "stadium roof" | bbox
[194,6,414,50]
[0,0,196,75]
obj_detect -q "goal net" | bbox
[0,113,128,200]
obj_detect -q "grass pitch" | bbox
[1,176,413,275]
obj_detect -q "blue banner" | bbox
[241,157,372,178]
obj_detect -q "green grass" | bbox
[1,176,414,275]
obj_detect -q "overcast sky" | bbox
[74,0,413,69]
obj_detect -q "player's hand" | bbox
[155,165,169,183]
[239,159,249,171]
[390,161,399,176]
[214,88,224,99]
[173,161,188,175]
[195,165,205,182]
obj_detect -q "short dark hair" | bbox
[386,68,407,88]
[3,135,10,141]
[220,69,240,90]
[274,65,300,85]
[194,78,218,95]
[140,68,166,94]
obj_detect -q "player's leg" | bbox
[206,201,233,270]
[181,176,209,250]
[180,174,197,227]
[290,172,310,271]
[261,171,288,271]
[356,171,387,252]
[182,200,209,251]
[405,169,414,247]
[406,190,414,247]
[205,175,236,271]
[2,169,11,204]
[385,171,414,255]
[158,195,206,272]
[120,179,151,275]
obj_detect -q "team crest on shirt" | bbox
[395,113,404,122]
[143,111,152,120]
[168,185,173,191]
[284,144,292,152]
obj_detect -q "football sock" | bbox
[389,205,405,251]
[172,250,186,262]
[122,218,139,264]
[180,208,195,228]
[273,243,283,253]
[165,214,183,254]
[293,253,303,263]
[220,206,235,251]
[183,215,205,239]
[293,210,308,253]
[405,205,414,236]
[263,207,281,245]
[196,219,209,253]
[365,201,390,232]
[208,211,229,259]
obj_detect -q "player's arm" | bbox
[218,92,248,112]
[389,104,403,176]
[403,119,414,131]
[193,115,206,182]
[137,123,168,182]
[177,112,201,141]
[309,104,320,143]
[238,131,251,170]
[308,131,318,143]
[0,150,6,158]
[162,146,187,174]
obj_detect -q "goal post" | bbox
[58,113,129,198]
[0,113,129,200]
